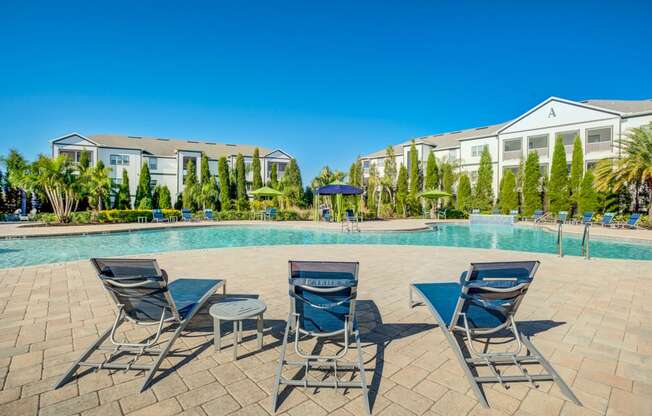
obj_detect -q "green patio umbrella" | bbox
[251,186,283,197]
[418,190,452,218]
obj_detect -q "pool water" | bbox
[1,223,651,268]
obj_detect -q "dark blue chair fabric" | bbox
[168,278,221,320]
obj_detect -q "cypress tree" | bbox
[158,185,172,209]
[151,185,161,209]
[473,146,494,211]
[135,162,152,208]
[281,159,303,206]
[366,164,378,214]
[217,157,230,211]
[523,152,542,216]
[548,135,570,214]
[269,163,278,189]
[396,164,408,217]
[0,169,5,212]
[348,162,358,186]
[235,153,248,210]
[425,152,439,190]
[440,162,456,208]
[578,170,598,214]
[252,148,263,191]
[408,141,420,213]
[200,153,210,184]
[569,135,584,216]
[498,169,518,214]
[182,159,198,210]
[115,169,131,209]
[456,173,472,212]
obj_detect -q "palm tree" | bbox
[594,124,652,217]
[12,155,80,222]
[86,161,112,211]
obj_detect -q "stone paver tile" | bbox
[119,389,158,413]
[210,362,247,385]
[10,350,43,370]
[177,408,208,416]
[427,367,469,394]
[478,388,520,415]
[345,392,392,416]
[177,382,227,409]
[202,394,241,416]
[559,401,603,416]
[412,379,448,402]
[286,399,328,416]
[4,362,42,388]
[376,403,415,416]
[39,382,79,407]
[430,389,476,416]
[78,371,115,394]
[81,401,123,416]
[258,384,308,414]
[608,387,652,416]
[128,398,183,416]
[390,365,429,389]
[0,386,21,405]
[384,384,434,415]
[0,395,38,416]
[183,369,217,389]
[226,378,267,407]
[40,392,99,416]
[98,378,145,404]
[229,403,269,416]
[152,372,188,401]
[518,389,564,416]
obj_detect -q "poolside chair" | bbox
[472,208,480,214]
[272,261,370,415]
[409,261,580,408]
[581,211,594,225]
[265,207,277,221]
[532,209,544,222]
[322,208,332,222]
[617,212,642,229]
[600,212,615,227]
[181,208,193,222]
[558,211,568,223]
[152,209,168,223]
[55,258,225,392]
[204,208,214,221]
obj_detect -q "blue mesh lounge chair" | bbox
[558,211,569,223]
[265,207,277,221]
[181,208,193,221]
[272,261,370,415]
[532,209,544,222]
[409,261,580,408]
[600,212,615,227]
[617,212,642,229]
[152,209,168,223]
[581,211,594,224]
[204,208,214,221]
[54,258,225,392]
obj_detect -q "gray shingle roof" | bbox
[581,99,652,115]
[88,134,272,159]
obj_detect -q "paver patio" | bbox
[1,243,651,415]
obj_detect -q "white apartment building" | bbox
[51,133,293,205]
[360,97,652,196]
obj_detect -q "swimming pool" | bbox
[1,223,651,268]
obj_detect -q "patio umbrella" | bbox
[251,186,283,197]
[314,181,363,222]
[418,190,452,218]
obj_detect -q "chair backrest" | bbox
[558,211,568,222]
[270,208,277,216]
[288,260,359,336]
[628,213,641,225]
[582,211,594,224]
[204,209,213,219]
[451,261,539,332]
[534,210,543,217]
[602,212,615,224]
[181,209,191,219]
[152,209,164,219]
[345,209,355,219]
[90,258,179,323]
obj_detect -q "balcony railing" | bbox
[502,150,523,161]
[586,141,611,153]
[530,147,549,158]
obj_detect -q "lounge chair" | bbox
[532,209,544,222]
[152,209,168,223]
[181,208,193,221]
[581,211,594,225]
[323,208,332,222]
[55,258,225,392]
[600,212,615,227]
[409,261,580,408]
[617,212,642,229]
[265,207,277,221]
[204,208,214,221]
[558,211,568,223]
[272,261,370,415]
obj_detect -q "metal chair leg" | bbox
[272,317,291,413]
[355,330,371,416]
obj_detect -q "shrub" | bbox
[97,209,180,223]
[440,208,467,219]
[138,197,152,210]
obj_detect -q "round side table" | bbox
[208,297,266,360]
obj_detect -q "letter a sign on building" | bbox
[548,107,556,118]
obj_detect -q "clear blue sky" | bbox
[1,1,651,181]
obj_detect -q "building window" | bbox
[448,149,458,162]
[503,166,519,176]
[148,157,158,171]
[377,158,385,168]
[150,180,157,188]
[539,163,549,176]
[586,127,612,153]
[586,161,599,171]
[469,171,478,183]
[503,138,522,160]
[60,150,92,164]
[528,134,549,157]
[363,160,370,170]
[110,154,129,166]
[111,177,122,185]
[559,130,579,149]
[471,144,488,157]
